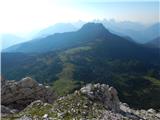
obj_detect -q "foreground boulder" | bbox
[1,77,55,110]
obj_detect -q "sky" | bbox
[0,0,159,34]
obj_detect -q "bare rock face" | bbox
[1,83,160,120]
[80,83,120,112]
[1,77,56,110]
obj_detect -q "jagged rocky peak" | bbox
[79,22,109,33]
[81,22,105,29]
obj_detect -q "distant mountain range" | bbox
[145,37,160,48]
[0,34,26,50]
[77,20,160,43]
[3,22,160,53]
[2,23,160,109]
[1,21,159,51]
[72,20,160,44]
[101,20,160,43]
[0,23,77,50]
[34,23,77,38]
[3,23,118,53]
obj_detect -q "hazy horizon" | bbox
[0,0,159,35]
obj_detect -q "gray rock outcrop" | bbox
[1,82,160,120]
[80,83,120,112]
[1,77,56,110]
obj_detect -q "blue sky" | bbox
[0,0,159,34]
